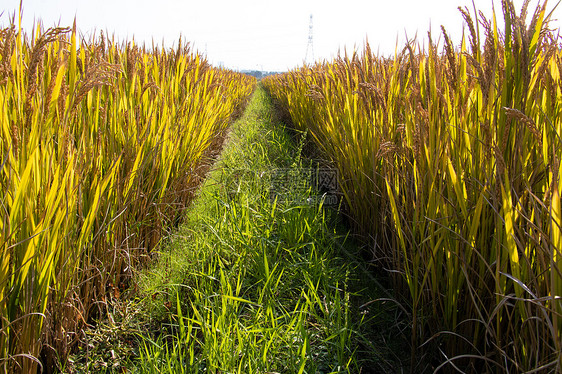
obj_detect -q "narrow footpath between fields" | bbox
[72,85,409,373]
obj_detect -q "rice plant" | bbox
[0,10,254,373]
[263,1,562,371]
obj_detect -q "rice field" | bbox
[0,12,254,373]
[2,0,562,372]
[263,0,562,372]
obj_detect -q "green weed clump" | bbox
[0,12,254,373]
[264,1,562,372]
[132,87,400,373]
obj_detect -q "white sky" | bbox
[2,0,561,72]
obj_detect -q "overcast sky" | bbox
[2,0,561,72]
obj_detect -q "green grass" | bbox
[126,86,406,373]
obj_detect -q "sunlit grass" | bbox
[128,87,401,373]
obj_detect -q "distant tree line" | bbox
[241,70,281,79]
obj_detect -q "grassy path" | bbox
[73,86,406,373]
